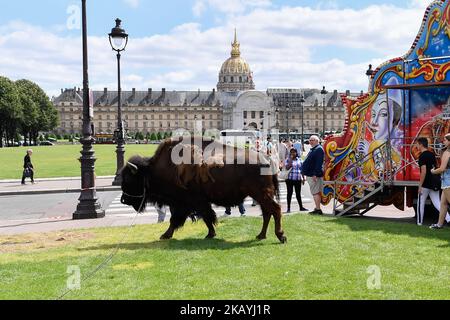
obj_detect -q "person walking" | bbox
[284,148,307,213]
[293,139,303,156]
[265,136,273,156]
[301,135,325,215]
[278,139,289,167]
[416,137,441,226]
[224,203,246,217]
[156,204,167,223]
[21,149,34,185]
[430,133,450,229]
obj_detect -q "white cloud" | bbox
[123,0,140,9]
[0,1,435,98]
[193,0,272,16]
[408,0,431,10]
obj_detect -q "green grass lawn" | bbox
[0,144,158,179]
[0,214,449,300]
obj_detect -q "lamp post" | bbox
[275,107,279,129]
[321,85,328,137]
[74,0,105,219]
[109,18,129,186]
[300,94,305,146]
[286,103,290,141]
[366,64,374,93]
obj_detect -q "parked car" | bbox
[39,141,55,146]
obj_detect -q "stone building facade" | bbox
[53,31,352,136]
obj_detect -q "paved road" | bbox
[105,183,313,218]
[0,176,417,236]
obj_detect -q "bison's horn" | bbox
[127,162,138,174]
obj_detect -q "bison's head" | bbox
[120,155,150,212]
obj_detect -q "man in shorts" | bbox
[301,135,325,215]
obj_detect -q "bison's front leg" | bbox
[160,206,190,240]
[160,226,175,240]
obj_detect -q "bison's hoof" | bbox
[278,235,287,244]
[205,233,216,239]
[160,233,173,240]
[256,234,267,241]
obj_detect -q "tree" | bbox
[0,77,21,147]
[15,79,58,146]
[157,132,163,140]
[150,132,157,141]
[135,131,144,140]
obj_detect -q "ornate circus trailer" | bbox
[323,0,450,216]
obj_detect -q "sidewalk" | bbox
[0,176,120,196]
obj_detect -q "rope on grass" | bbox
[56,184,147,300]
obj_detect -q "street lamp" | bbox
[300,94,305,147]
[366,64,374,93]
[366,64,374,80]
[286,103,290,141]
[109,18,129,186]
[321,85,328,137]
[275,107,279,129]
[74,0,105,219]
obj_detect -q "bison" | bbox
[120,137,286,243]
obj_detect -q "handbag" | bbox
[279,167,292,181]
[24,168,31,178]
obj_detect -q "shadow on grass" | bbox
[80,237,281,252]
[325,215,450,248]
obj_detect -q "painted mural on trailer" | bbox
[323,0,450,208]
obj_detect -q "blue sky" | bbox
[0,0,432,96]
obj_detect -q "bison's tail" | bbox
[272,174,280,202]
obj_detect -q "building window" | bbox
[239,76,242,83]
[251,111,256,119]
[243,111,247,119]
[231,77,234,83]
[260,111,264,119]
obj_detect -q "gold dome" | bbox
[220,29,251,75]
[220,57,251,75]
[217,29,255,92]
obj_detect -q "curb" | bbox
[0,176,115,184]
[0,186,121,197]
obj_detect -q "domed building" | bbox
[217,30,255,92]
[53,29,346,137]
